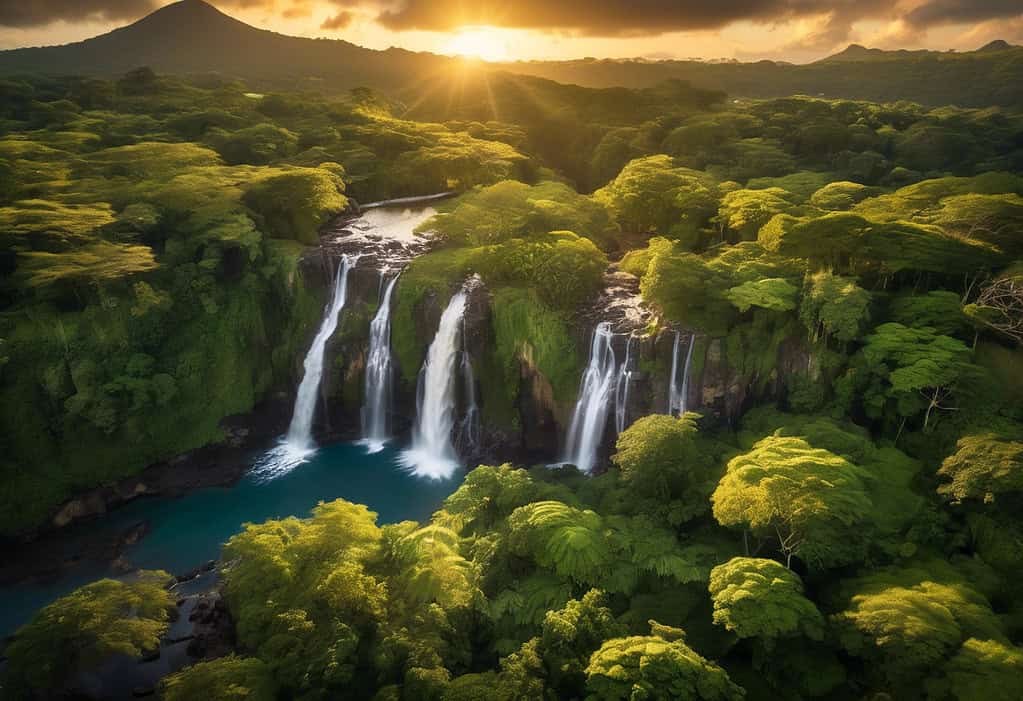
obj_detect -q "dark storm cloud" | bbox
[904,0,1023,27]
[369,0,885,35]
[0,0,159,27]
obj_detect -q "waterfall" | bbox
[456,325,481,454]
[284,254,354,454]
[614,334,636,434]
[252,255,354,481]
[399,289,468,479]
[361,272,399,453]
[562,322,618,473]
[668,332,696,416]
[681,334,695,415]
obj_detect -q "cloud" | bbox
[0,0,159,27]
[321,9,352,29]
[903,0,1023,28]
[365,0,895,36]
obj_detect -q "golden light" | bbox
[443,29,510,62]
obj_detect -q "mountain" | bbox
[1,1,1021,108]
[0,0,456,92]
[976,39,1017,52]
[496,42,1023,107]
[817,43,942,62]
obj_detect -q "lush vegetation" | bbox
[0,71,536,533]
[3,53,1023,701]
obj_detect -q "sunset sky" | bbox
[0,0,1020,63]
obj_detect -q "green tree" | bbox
[857,322,977,430]
[594,155,718,244]
[760,212,1003,275]
[424,180,617,248]
[724,277,798,313]
[936,432,1023,504]
[712,436,873,569]
[243,168,348,244]
[537,590,626,698]
[584,622,745,701]
[942,638,1023,701]
[708,557,823,643]
[799,271,871,343]
[809,181,877,211]
[715,188,797,242]
[831,563,1007,694]
[889,291,969,338]
[4,571,174,696]
[160,655,277,701]
[612,413,722,525]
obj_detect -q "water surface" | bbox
[1,443,461,636]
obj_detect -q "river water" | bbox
[0,443,461,636]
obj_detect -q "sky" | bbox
[0,0,1020,63]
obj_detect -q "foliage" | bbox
[160,656,277,701]
[760,211,1004,275]
[712,436,873,569]
[937,432,1023,504]
[593,155,719,245]
[715,187,798,242]
[799,271,871,343]
[708,557,823,641]
[855,322,977,430]
[242,167,348,244]
[4,572,174,695]
[612,413,723,525]
[831,562,1008,693]
[584,622,745,701]
[423,180,617,249]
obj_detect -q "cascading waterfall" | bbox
[360,272,399,453]
[668,332,696,416]
[253,255,354,481]
[562,322,618,473]
[614,333,636,434]
[399,289,468,479]
[285,254,355,453]
[456,323,481,454]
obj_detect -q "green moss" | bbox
[391,247,478,382]
[489,287,580,407]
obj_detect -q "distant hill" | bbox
[0,0,457,92]
[498,42,1023,107]
[1,1,1021,108]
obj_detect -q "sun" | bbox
[443,29,510,62]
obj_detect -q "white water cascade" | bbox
[360,272,399,453]
[668,332,696,416]
[562,323,619,473]
[400,290,468,479]
[285,255,355,453]
[252,255,355,481]
[614,334,636,434]
[456,318,481,454]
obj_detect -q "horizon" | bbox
[0,0,1020,64]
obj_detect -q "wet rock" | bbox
[139,648,160,663]
[121,521,149,546]
[110,557,135,575]
[52,492,107,528]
